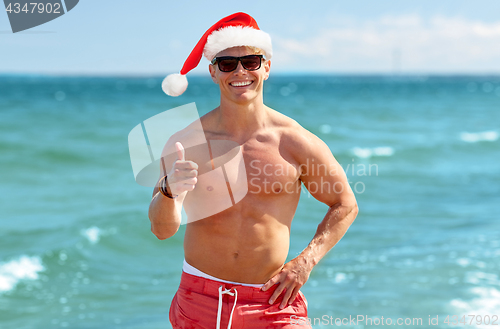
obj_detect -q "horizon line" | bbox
[2,72,500,79]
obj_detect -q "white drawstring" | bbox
[216,285,238,329]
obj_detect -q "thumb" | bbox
[175,142,185,161]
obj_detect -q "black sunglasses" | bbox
[211,55,264,72]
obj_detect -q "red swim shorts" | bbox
[169,272,312,329]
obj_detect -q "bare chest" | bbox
[242,136,300,195]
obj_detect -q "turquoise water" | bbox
[1,75,499,329]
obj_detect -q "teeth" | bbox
[231,81,252,87]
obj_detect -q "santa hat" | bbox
[162,12,273,96]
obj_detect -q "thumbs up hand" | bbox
[167,142,199,196]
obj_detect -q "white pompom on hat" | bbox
[161,73,188,97]
[162,12,272,97]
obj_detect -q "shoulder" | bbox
[267,107,334,177]
[268,107,328,157]
[266,106,302,135]
[166,106,222,146]
[162,123,203,153]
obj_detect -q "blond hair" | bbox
[213,46,267,60]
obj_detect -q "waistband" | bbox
[179,271,274,303]
[183,259,264,288]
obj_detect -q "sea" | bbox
[0,75,499,329]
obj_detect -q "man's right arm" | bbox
[148,184,184,240]
[148,142,198,240]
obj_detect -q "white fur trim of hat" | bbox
[203,26,273,61]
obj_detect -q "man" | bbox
[149,12,358,329]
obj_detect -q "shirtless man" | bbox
[149,13,358,329]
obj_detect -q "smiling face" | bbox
[209,46,271,105]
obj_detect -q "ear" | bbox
[209,64,217,83]
[264,60,271,80]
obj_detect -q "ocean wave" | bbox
[352,146,395,158]
[81,226,102,244]
[80,226,117,244]
[460,131,498,143]
[0,255,45,293]
[449,287,500,328]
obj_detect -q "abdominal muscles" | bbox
[184,204,293,284]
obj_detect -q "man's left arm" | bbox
[262,129,359,308]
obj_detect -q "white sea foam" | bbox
[81,226,101,244]
[456,258,471,267]
[333,272,347,284]
[450,287,500,328]
[352,146,395,158]
[0,255,45,293]
[460,131,498,143]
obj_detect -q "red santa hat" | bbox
[162,12,273,96]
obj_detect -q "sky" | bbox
[1,0,500,75]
